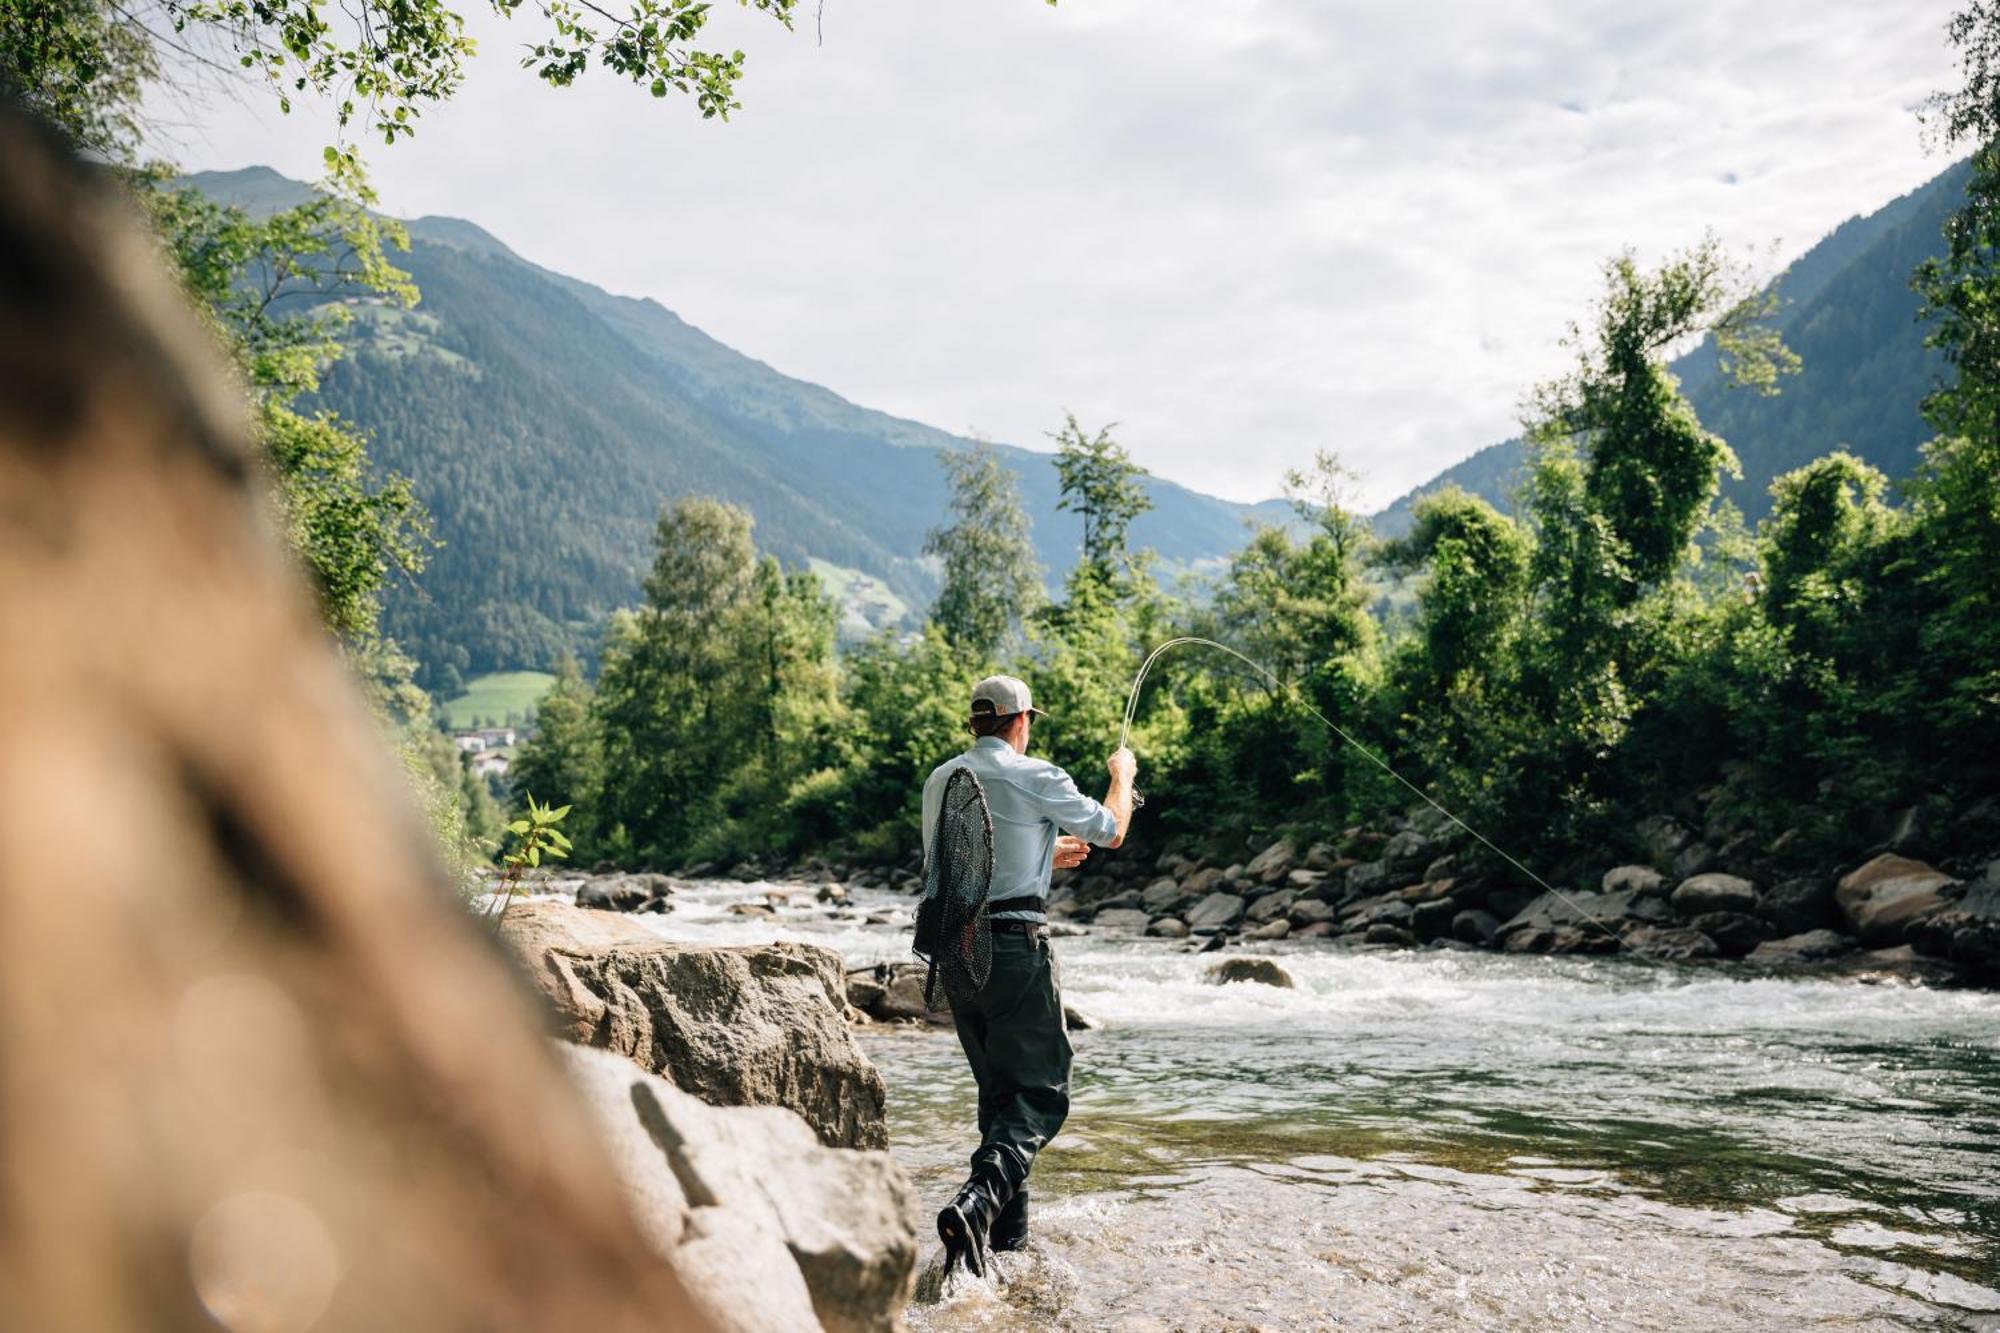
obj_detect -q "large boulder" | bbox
[1146,916,1190,939]
[1670,873,1759,917]
[501,899,888,1149]
[1204,958,1295,988]
[1835,855,1956,945]
[1140,877,1187,913]
[847,962,948,1025]
[1184,891,1247,932]
[1092,908,1153,932]
[1907,859,2000,977]
[563,1045,917,1333]
[1452,909,1502,945]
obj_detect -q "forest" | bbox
[514,212,2000,885]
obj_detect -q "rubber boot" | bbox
[936,1160,1017,1278]
[988,1184,1029,1252]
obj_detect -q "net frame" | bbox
[912,765,995,1009]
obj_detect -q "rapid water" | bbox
[636,880,2000,1331]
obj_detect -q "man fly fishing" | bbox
[918,674,1137,1277]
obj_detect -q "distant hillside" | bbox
[188,167,1290,678]
[1372,160,1966,537]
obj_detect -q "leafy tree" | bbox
[925,442,1043,662]
[1526,237,1796,596]
[1051,414,1153,594]
[1378,487,1532,695]
[595,497,759,859]
[508,655,605,852]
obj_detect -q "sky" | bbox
[160,0,1963,510]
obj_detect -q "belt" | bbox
[987,896,1047,917]
[990,918,1048,938]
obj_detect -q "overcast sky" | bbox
[162,0,1961,510]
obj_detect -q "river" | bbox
[657,878,2000,1331]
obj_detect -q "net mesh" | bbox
[912,766,994,1009]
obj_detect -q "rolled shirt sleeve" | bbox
[1029,763,1119,846]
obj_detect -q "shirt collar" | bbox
[971,736,1012,753]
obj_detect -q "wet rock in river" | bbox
[576,872,673,913]
[1622,925,1719,960]
[1760,875,1837,935]
[1671,872,1759,916]
[1836,855,1956,945]
[1146,916,1190,939]
[1747,929,1853,964]
[1364,922,1418,948]
[1245,919,1292,941]
[1093,908,1153,932]
[1452,908,1502,944]
[1412,897,1459,941]
[1204,957,1295,988]
[1686,910,1777,957]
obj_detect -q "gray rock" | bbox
[1092,908,1153,932]
[1422,854,1460,884]
[1140,877,1185,912]
[1623,926,1720,960]
[1245,889,1297,924]
[500,900,888,1149]
[1204,957,1295,988]
[1501,888,1650,938]
[1885,805,1930,856]
[1285,868,1328,892]
[1747,929,1853,964]
[562,1045,917,1333]
[1381,829,1436,875]
[1093,888,1144,911]
[577,874,657,912]
[1452,909,1502,945]
[1346,859,1418,897]
[1835,855,1956,945]
[1245,918,1292,941]
[1759,876,1835,935]
[1295,921,1336,939]
[1303,841,1341,872]
[1182,866,1229,898]
[1601,865,1667,897]
[1412,897,1459,941]
[1671,873,1759,916]
[1686,910,1776,957]
[1146,917,1190,939]
[1364,923,1418,948]
[1063,1005,1101,1031]
[1287,899,1337,928]
[1185,891,1247,932]
[1671,841,1718,880]
[1245,838,1298,884]
[1345,895,1415,929]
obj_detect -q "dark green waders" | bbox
[947,927,1071,1254]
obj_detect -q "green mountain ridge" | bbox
[1372,160,1966,537]
[188,167,1291,678]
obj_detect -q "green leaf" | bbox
[507,819,531,835]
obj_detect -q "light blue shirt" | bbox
[921,737,1119,921]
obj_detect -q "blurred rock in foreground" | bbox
[0,107,710,1330]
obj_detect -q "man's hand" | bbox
[1108,747,1137,785]
[1054,835,1091,871]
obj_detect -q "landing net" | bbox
[913,766,996,1007]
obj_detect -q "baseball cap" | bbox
[969,674,1046,719]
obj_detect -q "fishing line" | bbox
[1118,637,1622,942]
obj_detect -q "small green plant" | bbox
[486,794,572,923]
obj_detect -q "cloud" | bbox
[160,0,1961,509]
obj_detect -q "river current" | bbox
[649,879,1999,1331]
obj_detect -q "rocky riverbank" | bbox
[610,795,2000,987]
[496,898,920,1330]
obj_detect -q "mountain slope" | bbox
[1371,160,1966,537]
[188,167,1288,676]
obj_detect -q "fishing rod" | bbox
[1118,637,1623,943]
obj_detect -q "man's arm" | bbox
[1102,747,1137,848]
